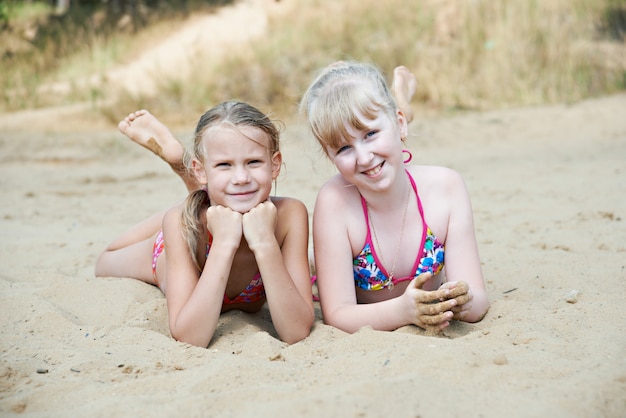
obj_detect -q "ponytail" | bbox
[180,188,210,272]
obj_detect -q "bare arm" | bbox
[439,169,490,322]
[163,205,241,347]
[243,199,314,343]
[313,182,457,333]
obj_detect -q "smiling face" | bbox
[301,62,411,192]
[326,108,407,192]
[194,123,282,213]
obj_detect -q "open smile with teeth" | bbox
[363,162,384,176]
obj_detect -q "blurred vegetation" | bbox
[0,0,232,114]
[1,0,625,123]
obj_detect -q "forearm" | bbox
[324,297,410,333]
[253,243,314,344]
[269,294,314,344]
[169,247,235,347]
[104,210,167,251]
[456,290,489,323]
[169,280,224,347]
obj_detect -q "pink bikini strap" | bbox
[359,195,373,244]
[404,170,429,279]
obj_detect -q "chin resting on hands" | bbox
[206,205,243,247]
[242,201,277,250]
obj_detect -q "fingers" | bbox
[441,281,472,308]
[206,204,239,221]
[413,272,434,290]
[206,205,243,243]
[414,297,456,331]
[453,292,471,306]
[418,310,453,326]
[446,281,469,299]
[241,201,278,249]
[242,201,277,228]
[410,276,472,330]
[415,289,445,304]
[417,298,457,316]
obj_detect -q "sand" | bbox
[1,91,625,417]
[1,0,626,415]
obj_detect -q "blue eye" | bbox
[336,145,351,155]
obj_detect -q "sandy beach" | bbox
[1,90,625,417]
[1,0,626,414]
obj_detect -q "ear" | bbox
[191,158,208,185]
[396,109,408,141]
[271,151,282,180]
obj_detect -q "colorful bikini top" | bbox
[206,235,266,305]
[353,170,445,291]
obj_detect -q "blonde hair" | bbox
[299,61,398,154]
[181,100,281,271]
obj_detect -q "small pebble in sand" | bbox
[493,354,508,365]
[36,368,48,374]
[565,289,581,304]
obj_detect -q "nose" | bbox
[354,141,373,166]
[232,165,250,184]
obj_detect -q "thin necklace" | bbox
[367,185,411,290]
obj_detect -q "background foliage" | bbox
[1,0,625,122]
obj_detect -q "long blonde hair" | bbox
[299,61,398,155]
[181,100,281,271]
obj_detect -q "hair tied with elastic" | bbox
[402,149,413,164]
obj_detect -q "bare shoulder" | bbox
[409,164,462,180]
[271,196,308,216]
[270,197,309,245]
[316,174,360,208]
[314,175,363,242]
[271,197,309,234]
[162,203,182,226]
[407,165,467,192]
[160,204,193,255]
[161,203,186,236]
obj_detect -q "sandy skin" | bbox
[118,109,200,191]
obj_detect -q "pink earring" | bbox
[402,149,413,164]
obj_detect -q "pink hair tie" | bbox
[402,149,413,164]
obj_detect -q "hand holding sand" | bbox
[407,272,457,332]
[439,281,473,320]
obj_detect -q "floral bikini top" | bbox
[353,171,445,290]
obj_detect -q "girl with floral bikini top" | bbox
[353,169,445,291]
[300,61,489,334]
